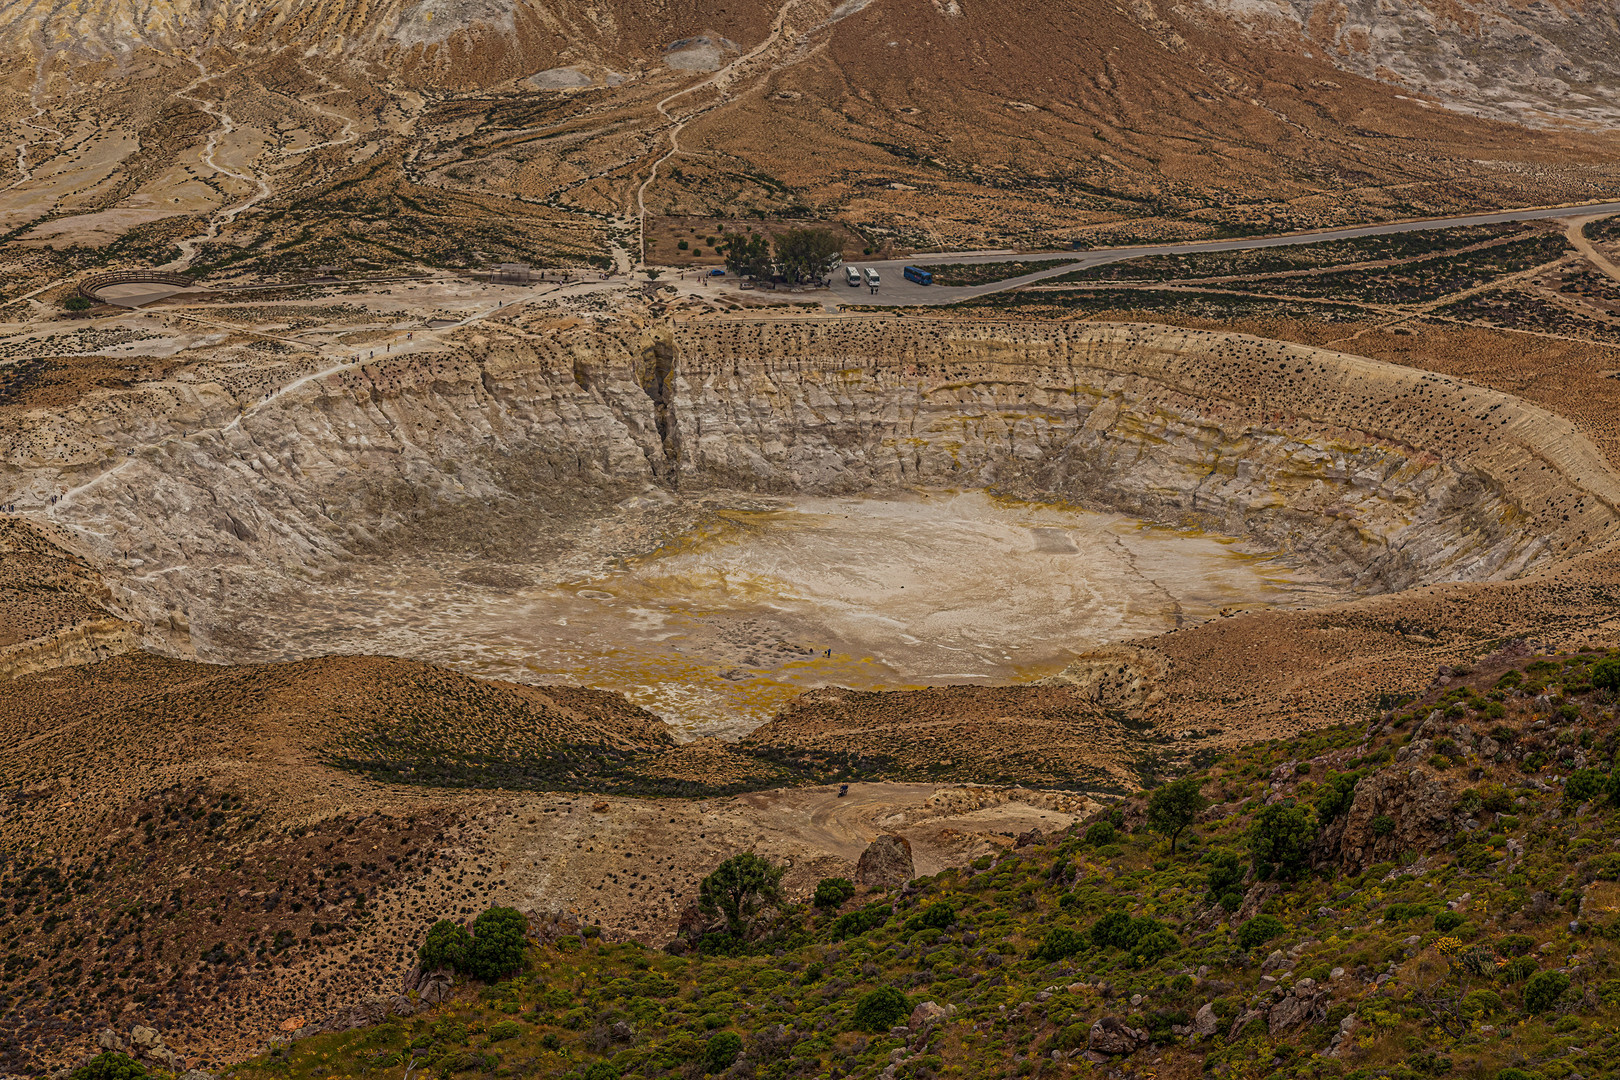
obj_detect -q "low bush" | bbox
[852,987,910,1031]
[1524,970,1570,1012]
[814,878,856,909]
[706,1031,742,1073]
[1236,914,1285,950]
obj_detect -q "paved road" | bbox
[811,200,1620,308]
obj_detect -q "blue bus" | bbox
[903,265,933,286]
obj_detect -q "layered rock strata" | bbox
[2,316,1616,661]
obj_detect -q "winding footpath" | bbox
[160,58,274,272]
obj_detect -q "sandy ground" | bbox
[210,490,1342,738]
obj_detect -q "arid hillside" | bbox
[3,0,1620,288]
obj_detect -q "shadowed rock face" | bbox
[3,318,1615,670]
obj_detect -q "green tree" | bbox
[705,1031,742,1073]
[418,919,472,973]
[773,228,843,284]
[699,853,785,939]
[1249,800,1317,881]
[1147,777,1208,854]
[63,295,93,312]
[813,877,856,909]
[719,233,773,279]
[466,906,528,980]
[851,986,910,1031]
[71,1054,147,1080]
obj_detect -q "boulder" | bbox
[908,1002,949,1030]
[856,834,914,889]
[130,1027,160,1051]
[1268,984,1327,1035]
[95,1030,127,1053]
[1087,1017,1147,1055]
[418,968,455,1005]
[1192,1002,1219,1037]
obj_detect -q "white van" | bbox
[864,267,880,287]
[845,265,862,287]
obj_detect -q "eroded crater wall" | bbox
[670,320,1620,590]
[2,316,1616,659]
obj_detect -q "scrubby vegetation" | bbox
[232,648,1620,1080]
[923,259,1077,287]
[1052,224,1525,283]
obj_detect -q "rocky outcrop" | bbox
[1321,766,1458,871]
[0,616,140,680]
[856,834,914,889]
[908,1001,952,1030]
[1088,1016,1148,1055]
[94,1025,196,1074]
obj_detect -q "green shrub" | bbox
[830,904,890,940]
[1592,657,1620,692]
[1462,989,1503,1018]
[706,1031,742,1073]
[814,878,856,909]
[1085,821,1117,846]
[71,1053,147,1080]
[1564,768,1609,804]
[1032,926,1087,963]
[905,901,956,931]
[585,1063,621,1080]
[1499,957,1539,984]
[1236,914,1285,950]
[1315,771,1364,827]
[1523,970,1570,1012]
[852,987,910,1031]
[1129,927,1180,966]
[1090,910,1137,949]
[1372,815,1396,837]
[1496,1070,1536,1080]
[1497,934,1535,956]
[1202,850,1246,911]
[1250,802,1317,880]
[466,906,528,981]
[419,919,472,973]
[63,295,93,312]
[487,1020,522,1041]
[1434,911,1465,932]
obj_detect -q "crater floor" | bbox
[211,490,1342,736]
